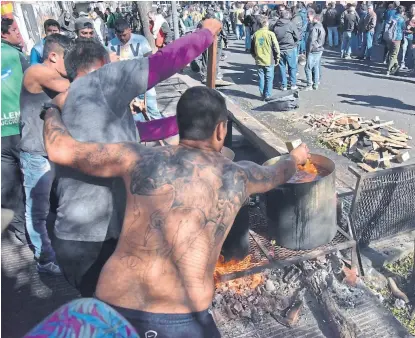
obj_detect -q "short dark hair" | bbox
[115,19,130,33]
[176,87,228,141]
[157,7,162,14]
[360,4,367,12]
[44,19,60,32]
[64,39,109,82]
[42,34,73,60]
[1,17,14,35]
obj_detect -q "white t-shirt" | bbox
[107,33,152,60]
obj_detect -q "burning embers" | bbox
[214,254,262,284]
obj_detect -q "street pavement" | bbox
[210,34,415,186]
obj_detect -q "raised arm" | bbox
[238,144,310,195]
[100,19,222,113]
[42,106,140,178]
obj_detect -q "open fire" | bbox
[214,254,264,291]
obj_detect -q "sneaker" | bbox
[400,64,408,70]
[386,71,390,77]
[313,85,318,90]
[344,55,352,60]
[264,96,272,102]
[356,56,364,60]
[37,261,62,275]
[390,64,399,75]
[201,77,206,84]
[280,87,287,91]
[304,85,313,91]
[290,86,298,90]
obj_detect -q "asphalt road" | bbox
[210,34,415,185]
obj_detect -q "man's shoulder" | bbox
[109,37,121,46]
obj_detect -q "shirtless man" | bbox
[42,86,309,337]
[19,34,72,274]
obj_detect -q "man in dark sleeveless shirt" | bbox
[19,34,73,274]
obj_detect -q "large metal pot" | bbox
[263,154,337,250]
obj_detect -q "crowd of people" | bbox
[1,1,414,337]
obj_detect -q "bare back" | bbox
[96,145,249,313]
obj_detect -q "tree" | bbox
[136,1,155,51]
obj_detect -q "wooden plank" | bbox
[396,151,410,163]
[366,131,411,148]
[322,121,394,141]
[357,163,377,172]
[207,35,218,89]
[382,151,391,168]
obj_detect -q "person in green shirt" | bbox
[106,7,116,40]
[251,15,280,101]
[1,17,29,243]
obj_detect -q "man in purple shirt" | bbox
[49,19,222,298]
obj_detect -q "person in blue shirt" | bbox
[29,19,60,65]
[386,6,406,76]
[107,19,162,123]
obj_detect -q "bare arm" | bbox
[237,156,297,195]
[24,65,70,95]
[43,107,139,178]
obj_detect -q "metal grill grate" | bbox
[217,205,356,282]
[350,165,415,245]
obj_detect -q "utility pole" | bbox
[171,0,180,40]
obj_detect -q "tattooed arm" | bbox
[43,107,139,178]
[237,144,310,195]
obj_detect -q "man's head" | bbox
[75,18,94,38]
[281,10,292,20]
[177,87,228,151]
[259,14,269,28]
[148,11,156,22]
[105,7,111,14]
[91,11,98,20]
[313,13,322,23]
[42,34,73,76]
[64,38,109,82]
[393,1,400,8]
[367,4,374,13]
[411,4,415,16]
[279,5,286,15]
[1,17,21,46]
[116,7,120,13]
[115,19,131,44]
[307,8,316,21]
[360,4,367,12]
[157,7,162,15]
[327,2,333,9]
[396,5,405,15]
[44,19,60,36]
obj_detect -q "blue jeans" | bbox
[327,26,339,47]
[135,87,162,122]
[236,24,244,40]
[278,48,297,88]
[305,52,323,86]
[20,152,55,261]
[357,31,364,49]
[257,65,274,98]
[362,31,374,58]
[400,37,413,67]
[341,31,353,57]
[245,27,251,50]
[298,38,306,54]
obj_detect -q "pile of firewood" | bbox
[301,113,412,172]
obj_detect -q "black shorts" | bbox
[102,302,221,338]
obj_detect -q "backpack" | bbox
[383,18,398,42]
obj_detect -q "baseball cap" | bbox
[75,17,93,31]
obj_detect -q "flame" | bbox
[214,255,264,291]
